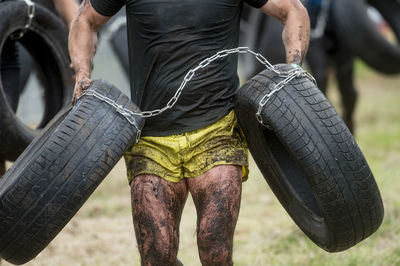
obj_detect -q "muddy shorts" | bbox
[124,110,249,184]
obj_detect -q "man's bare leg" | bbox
[188,165,242,266]
[131,175,188,266]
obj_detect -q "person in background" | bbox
[69,0,310,264]
[305,0,358,132]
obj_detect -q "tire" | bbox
[106,10,129,77]
[239,11,285,80]
[333,0,400,74]
[255,16,285,66]
[32,0,55,11]
[369,0,400,39]
[234,64,384,252]
[0,79,144,265]
[17,43,34,99]
[0,0,73,161]
[109,24,130,77]
[239,5,265,79]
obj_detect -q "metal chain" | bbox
[81,47,315,130]
[10,0,35,40]
[79,89,142,143]
[255,65,316,126]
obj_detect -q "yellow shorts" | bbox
[124,110,249,184]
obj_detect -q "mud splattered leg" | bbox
[131,175,188,266]
[188,165,242,266]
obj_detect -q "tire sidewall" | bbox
[0,1,73,160]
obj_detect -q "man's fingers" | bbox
[72,78,92,105]
[78,78,91,90]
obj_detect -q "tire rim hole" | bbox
[0,31,64,130]
[262,128,323,217]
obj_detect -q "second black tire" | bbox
[234,64,384,252]
[333,0,400,74]
[0,0,73,161]
[0,80,144,265]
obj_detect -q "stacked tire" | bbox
[331,0,400,74]
[238,0,400,77]
[0,0,73,167]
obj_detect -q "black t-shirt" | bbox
[91,0,268,136]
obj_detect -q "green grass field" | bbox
[2,62,400,266]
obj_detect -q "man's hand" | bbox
[259,0,310,65]
[72,74,91,105]
[68,0,111,105]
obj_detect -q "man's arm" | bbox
[53,0,80,28]
[260,0,310,65]
[68,0,110,104]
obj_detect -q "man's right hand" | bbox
[259,0,310,66]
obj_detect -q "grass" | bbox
[2,61,400,266]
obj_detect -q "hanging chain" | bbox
[10,0,35,40]
[81,47,315,129]
[79,89,143,143]
[255,65,316,126]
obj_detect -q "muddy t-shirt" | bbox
[90,0,268,136]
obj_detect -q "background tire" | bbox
[0,80,144,265]
[234,64,384,252]
[333,0,400,74]
[239,7,286,81]
[105,9,130,77]
[239,5,265,79]
[0,0,73,161]
[109,24,130,77]
[32,0,55,11]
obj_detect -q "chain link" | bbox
[255,66,315,126]
[80,47,316,130]
[10,0,35,40]
[79,89,142,143]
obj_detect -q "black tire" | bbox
[17,43,34,97]
[0,0,73,161]
[239,10,285,80]
[109,24,130,77]
[234,64,384,252]
[106,9,129,77]
[255,16,285,66]
[0,80,144,265]
[333,0,400,74]
[32,0,56,11]
[239,5,265,79]
[369,0,400,40]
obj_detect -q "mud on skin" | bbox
[288,49,303,66]
[131,175,187,266]
[189,165,242,265]
[131,165,242,265]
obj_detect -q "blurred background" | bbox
[1,0,400,265]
